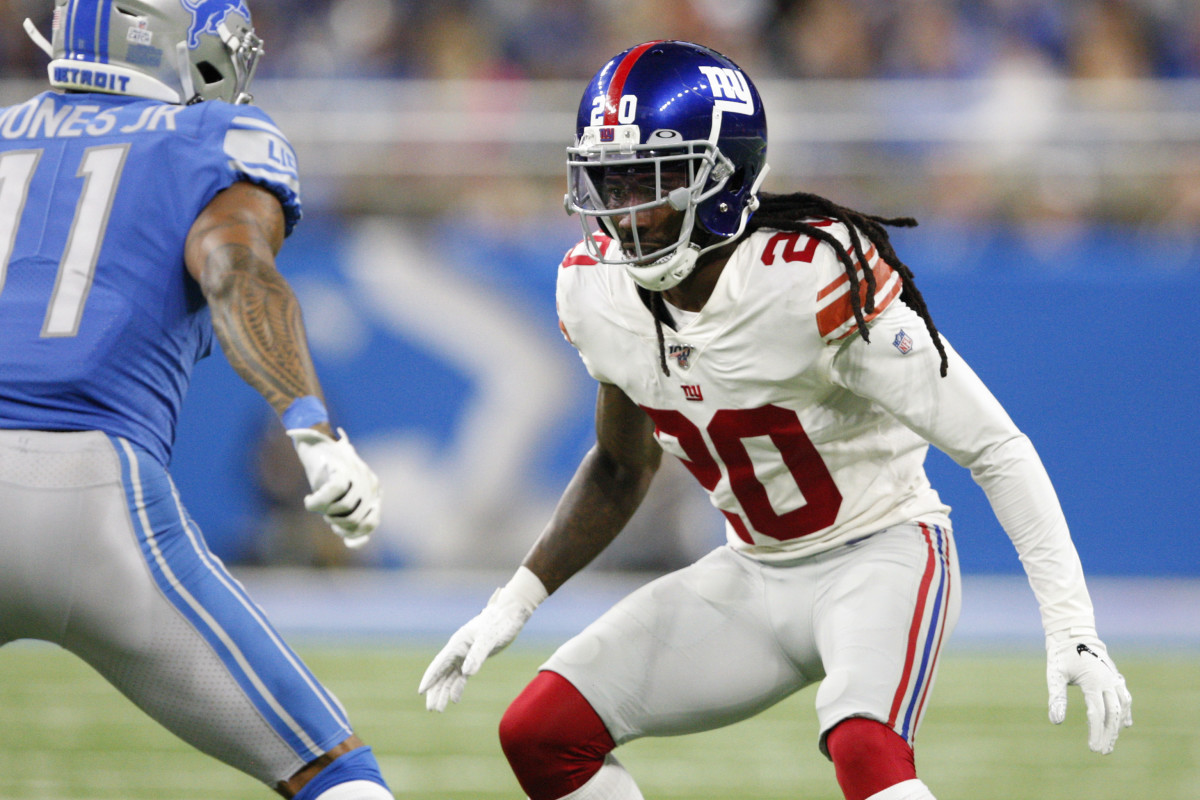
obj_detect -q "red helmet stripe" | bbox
[604,40,663,125]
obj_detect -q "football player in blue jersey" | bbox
[0,2,391,798]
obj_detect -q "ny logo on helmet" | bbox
[182,0,250,49]
[697,66,754,115]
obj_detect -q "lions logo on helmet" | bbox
[28,0,263,105]
[566,40,770,291]
[183,0,251,49]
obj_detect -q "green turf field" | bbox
[0,642,1194,799]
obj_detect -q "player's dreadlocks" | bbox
[645,191,949,378]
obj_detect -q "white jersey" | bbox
[557,223,1095,633]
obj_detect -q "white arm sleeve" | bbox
[828,300,1095,634]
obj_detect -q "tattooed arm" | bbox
[184,181,331,436]
[185,181,380,543]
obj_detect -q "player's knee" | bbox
[499,671,615,799]
[292,746,392,800]
[825,717,916,800]
[499,671,613,761]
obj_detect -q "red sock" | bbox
[499,671,615,800]
[826,718,918,800]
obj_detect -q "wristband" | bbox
[282,395,329,430]
[499,566,549,611]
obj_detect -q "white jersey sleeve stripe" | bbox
[230,114,289,140]
[223,128,300,195]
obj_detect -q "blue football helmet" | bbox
[25,0,262,105]
[566,40,769,291]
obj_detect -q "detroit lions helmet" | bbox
[566,40,769,291]
[26,0,262,105]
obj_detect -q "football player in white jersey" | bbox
[419,40,1132,800]
[0,3,390,798]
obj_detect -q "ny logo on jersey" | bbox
[697,66,754,115]
[183,0,249,49]
[681,384,704,402]
[668,344,695,370]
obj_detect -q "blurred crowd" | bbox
[3,1,1198,235]
[0,0,1189,570]
[0,0,1198,82]
[255,0,1200,82]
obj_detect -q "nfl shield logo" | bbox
[893,330,914,354]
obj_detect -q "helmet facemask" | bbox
[188,11,263,104]
[566,121,738,291]
[568,40,769,291]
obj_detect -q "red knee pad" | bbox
[499,670,615,800]
[825,717,917,800]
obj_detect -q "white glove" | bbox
[418,566,548,712]
[286,426,381,548]
[1046,628,1133,754]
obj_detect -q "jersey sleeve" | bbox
[828,299,1096,635]
[220,108,302,236]
[555,238,614,385]
[780,221,904,343]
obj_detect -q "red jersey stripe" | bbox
[561,235,614,268]
[816,260,901,339]
[816,245,878,301]
[562,252,598,268]
[722,509,754,544]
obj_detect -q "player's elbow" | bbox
[965,432,1039,483]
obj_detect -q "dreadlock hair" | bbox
[746,191,948,377]
[644,288,673,375]
[641,191,948,378]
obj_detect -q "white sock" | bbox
[865,778,936,800]
[557,754,644,800]
[311,779,394,799]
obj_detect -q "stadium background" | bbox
[138,0,1198,580]
[0,1,1198,797]
[0,0,1192,606]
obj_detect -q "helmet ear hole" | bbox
[195,61,224,85]
[724,167,746,195]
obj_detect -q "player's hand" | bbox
[286,427,381,548]
[419,567,547,712]
[1046,629,1133,754]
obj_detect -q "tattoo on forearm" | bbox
[206,243,317,413]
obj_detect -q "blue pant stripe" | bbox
[173,502,353,731]
[900,526,947,740]
[111,437,351,759]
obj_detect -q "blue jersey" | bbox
[0,92,301,464]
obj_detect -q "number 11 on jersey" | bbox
[0,143,130,338]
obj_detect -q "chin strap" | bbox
[23,19,52,57]
[625,244,700,292]
[624,162,771,292]
[176,42,199,104]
